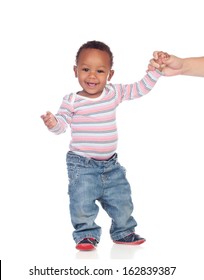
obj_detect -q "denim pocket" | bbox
[67,163,79,193]
[67,163,76,179]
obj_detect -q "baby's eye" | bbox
[82,68,89,72]
[97,70,105,73]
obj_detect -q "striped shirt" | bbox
[50,70,162,159]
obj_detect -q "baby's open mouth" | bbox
[87,82,97,87]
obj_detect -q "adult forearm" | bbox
[181,57,204,77]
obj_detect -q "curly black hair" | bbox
[75,40,113,67]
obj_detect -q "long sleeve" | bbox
[112,70,162,104]
[49,94,74,135]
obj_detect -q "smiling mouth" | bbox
[86,82,98,88]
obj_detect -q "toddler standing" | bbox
[41,41,163,250]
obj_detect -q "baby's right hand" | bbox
[41,111,57,129]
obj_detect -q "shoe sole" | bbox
[113,239,146,245]
[76,243,96,251]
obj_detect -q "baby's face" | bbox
[74,48,114,98]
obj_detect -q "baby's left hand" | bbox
[148,51,170,72]
[155,51,170,70]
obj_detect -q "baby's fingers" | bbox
[149,58,160,68]
[41,111,52,120]
[153,51,160,60]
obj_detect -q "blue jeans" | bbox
[66,151,137,243]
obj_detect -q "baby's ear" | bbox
[73,66,78,77]
[108,70,114,81]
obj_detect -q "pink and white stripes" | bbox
[50,70,161,159]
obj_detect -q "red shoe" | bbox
[76,238,98,251]
[113,233,146,245]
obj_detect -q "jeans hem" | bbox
[74,235,100,244]
[111,230,135,241]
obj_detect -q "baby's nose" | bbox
[88,71,97,78]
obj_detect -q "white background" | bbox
[0,0,204,279]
